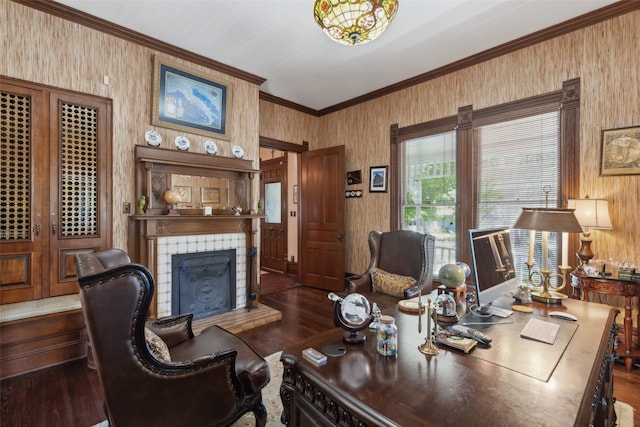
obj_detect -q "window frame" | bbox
[390,78,581,270]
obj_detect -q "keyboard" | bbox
[490,306,513,318]
[520,318,560,345]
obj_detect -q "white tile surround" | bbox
[155,233,247,318]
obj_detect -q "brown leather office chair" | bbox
[348,230,436,299]
[74,249,270,427]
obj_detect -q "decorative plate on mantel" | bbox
[144,130,162,147]
[232,145,244,159]
[204,140,218,155]
[175,136,190,151]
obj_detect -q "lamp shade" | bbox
[567,198,612,229]
[513,208,583,233]
[313,0,398,45]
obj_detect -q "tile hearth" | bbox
[192,302,281,336]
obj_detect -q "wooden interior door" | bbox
[260,157,287,273]
[47,92,112,297]
[0,82,46,304]
[300,145,345,291]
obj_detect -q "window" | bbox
[473,111,560,280]
[402,131,457,270]
[391,79,581,278]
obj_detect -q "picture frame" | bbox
[152,55,231,140]
[347,170,362,185]
[173,186,192,203]
[369,166,388,193]
[600,126,640,176]
[201,187,221,204]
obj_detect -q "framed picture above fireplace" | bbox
[152,55,232,140]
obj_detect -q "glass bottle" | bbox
[376,315,398,357]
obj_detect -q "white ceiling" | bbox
[54,0,617,111]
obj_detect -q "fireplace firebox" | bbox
[171,250,236,320]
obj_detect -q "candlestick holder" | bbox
[526,264,570,304]
[418,299,440,356]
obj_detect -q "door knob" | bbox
[337,234,344,241]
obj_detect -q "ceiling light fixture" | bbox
[313,0,398,46]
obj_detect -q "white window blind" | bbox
[474,110,561,279]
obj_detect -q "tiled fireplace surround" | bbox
[155,233,247,317]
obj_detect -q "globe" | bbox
[328,292,373,343]
[456,261,471,279]
[439,263,465,288]
[340,293,371,327]
[164,189,181,205]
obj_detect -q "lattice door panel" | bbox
[1,91,31,241]
[59,102,99,238]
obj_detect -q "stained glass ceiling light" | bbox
[313,0,399,46]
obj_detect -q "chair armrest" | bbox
[348,274,372,294]
[147,313,194,348]
[403,283,423,299]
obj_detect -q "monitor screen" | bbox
[468,228,518,305]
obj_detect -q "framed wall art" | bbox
[347,170,362,185]
[152,55,231,140]
[173,186,192,203]
[600,125,640,176]
[369,166,388,193]
[201,187,221,204]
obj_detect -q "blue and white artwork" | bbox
[154,59,229,139]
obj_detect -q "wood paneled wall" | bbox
[1,0,261,251]
[260,11,640,275]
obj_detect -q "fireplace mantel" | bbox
[129,145,262,319]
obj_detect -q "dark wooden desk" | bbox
[571,271,640,371]
[280,298,618,427]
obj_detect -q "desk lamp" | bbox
[567,197,613,270]
[513,207,583,304]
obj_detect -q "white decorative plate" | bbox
[232,145,244,159]
[204,140,218,155]
[144,130,162,147]
[175,136,190,151]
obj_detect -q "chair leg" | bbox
[253,402,267,427]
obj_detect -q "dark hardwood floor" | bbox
[1,273,638,426]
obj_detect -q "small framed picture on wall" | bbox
[369,166,388,193]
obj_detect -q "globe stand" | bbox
[343,330,367,344]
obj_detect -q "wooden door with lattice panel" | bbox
[0,82,46,304]
[47,92,112,297]
[0,77,112,303]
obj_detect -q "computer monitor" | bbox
[468,227,518,305]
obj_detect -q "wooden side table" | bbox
[571,270,640,371]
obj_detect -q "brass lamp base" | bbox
[528,268,569,304]
[576,236,594,269]
[530,289,567,304]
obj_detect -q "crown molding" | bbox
[259,92,319,117]
[13,0,638,116]
[313,0,639,116]
[12,0,265,86]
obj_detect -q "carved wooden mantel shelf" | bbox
[130,214,264,236]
